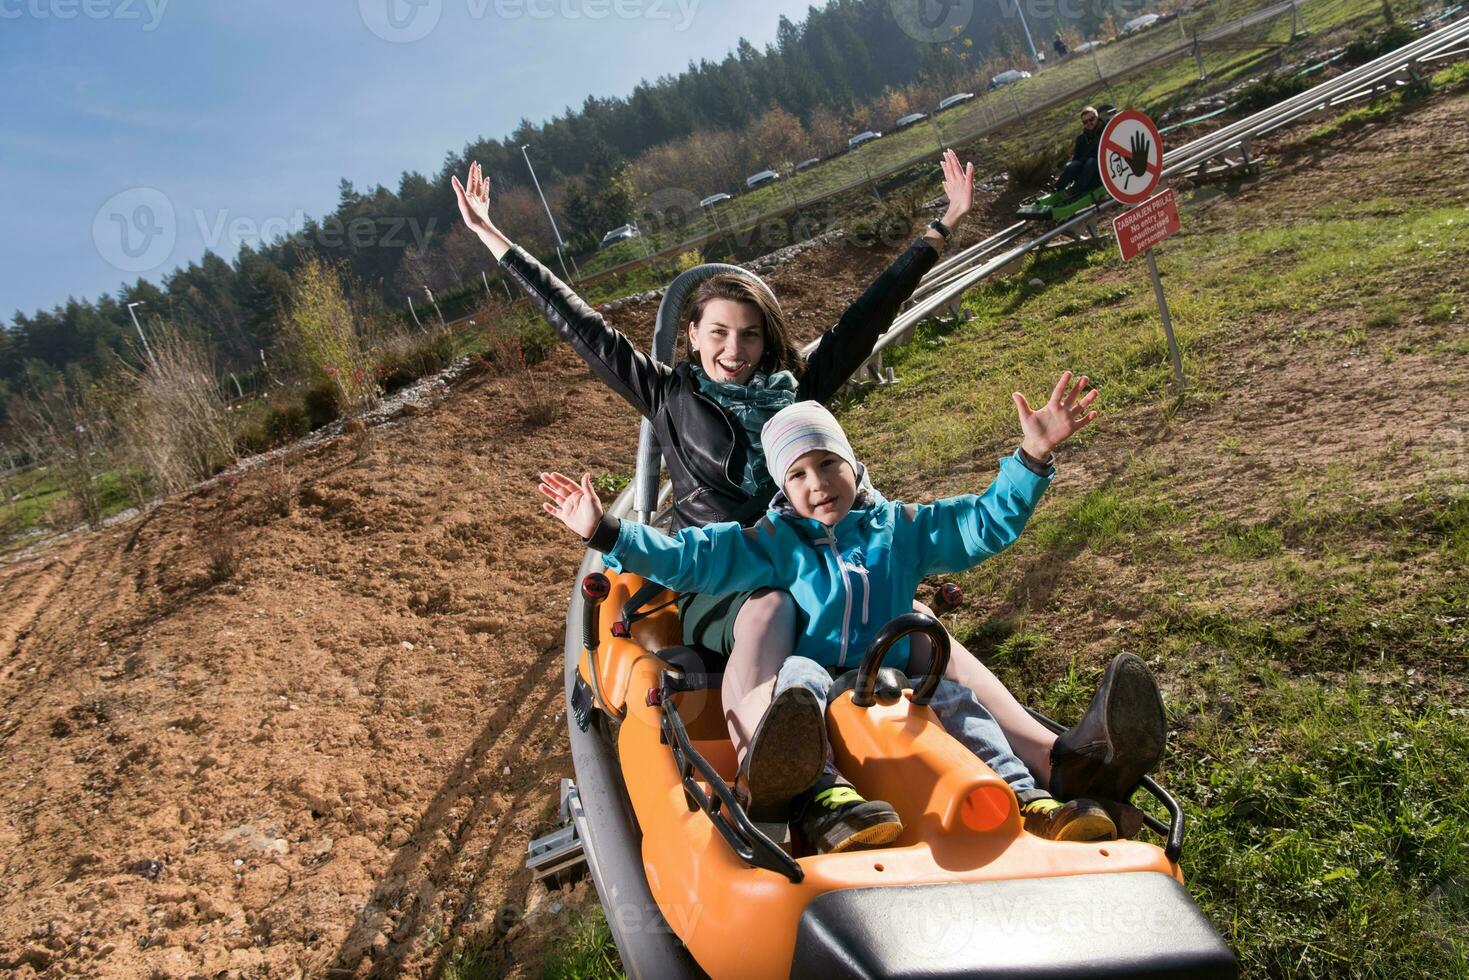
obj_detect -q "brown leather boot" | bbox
[1050,653,1166,803]
[733,686,827,823]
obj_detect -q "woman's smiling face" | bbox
[687,298,765,385]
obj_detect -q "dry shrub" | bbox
[373,322,457,394]
[206,529,239,582]
[481,324,562,426]
[11,369,115,528]
[111,320,236,496]
[284,253,379,413]
[259,459,299,518]
[514,374,561,428]
[1006,142,1070,191]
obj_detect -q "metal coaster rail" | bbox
[806,13,1469,375]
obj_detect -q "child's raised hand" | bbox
[1012,371,1099,458]
[539,471,604,539]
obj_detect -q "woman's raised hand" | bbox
[539,471,605,539]
[1012,371,1099,459]
[939,147,976,225]
[451,160,510,257]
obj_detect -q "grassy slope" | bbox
[452,51,1469,980]
[834,91,1469,976]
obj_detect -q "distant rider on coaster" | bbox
[1054,105,1105,200]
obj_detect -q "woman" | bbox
[451,155,1162,849]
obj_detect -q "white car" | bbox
[988,69,1032,90]
[795,157,821,172]
[1073,40,1102,53]
[937,92,975,111]
[847,130,882,149]
[745,170,781,189]
[700,193,731,207]
[598,224,640,249]
[894,112,928,129]
[1123,13,1161,32]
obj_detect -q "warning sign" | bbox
[1098,109,1163,206]
[1114,188,1180,261]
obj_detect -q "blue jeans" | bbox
[1056,157,1100,195]
[774,656,1041,798]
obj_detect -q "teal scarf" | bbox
[691,364,799,498]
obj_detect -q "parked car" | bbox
[937,92,975,111]
[1123,13,1161,32]
[847,130,882,149]
[795,157,821,172]
[987,69,1032,90]
[745,169,781,189]
[1073,39,1103,53]
[700,192,731,207]
[894,112,928,129]
[599,223,640,249]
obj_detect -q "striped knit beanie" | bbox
[761,401,859,486]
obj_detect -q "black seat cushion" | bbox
[660,645,728,690]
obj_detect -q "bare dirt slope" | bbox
[1,89,1465,979]
[0,207,995,978]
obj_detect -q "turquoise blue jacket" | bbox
[597,452,1052,669]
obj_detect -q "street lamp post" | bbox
[520,144,575,284]
[126,301,157,368]
[1011,0,1041,71]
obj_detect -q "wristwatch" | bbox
[927,217,952,240]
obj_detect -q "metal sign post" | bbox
[1100,112,1187,393]
[1146,249,1185,392]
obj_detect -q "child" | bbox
[540,372,1145,852]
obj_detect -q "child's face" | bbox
[783,450,857,527]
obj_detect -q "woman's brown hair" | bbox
[680,273,799,376]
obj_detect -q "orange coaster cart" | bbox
[531,262,1239,979]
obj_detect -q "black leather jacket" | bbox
[497,235,939,530]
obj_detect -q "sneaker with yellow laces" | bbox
[1020,795,1118,842]
[793,775,903,854]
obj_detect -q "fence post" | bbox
[1008,86,1034,138]
[1091,44,1119,106]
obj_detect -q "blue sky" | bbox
[0,0,821,323]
